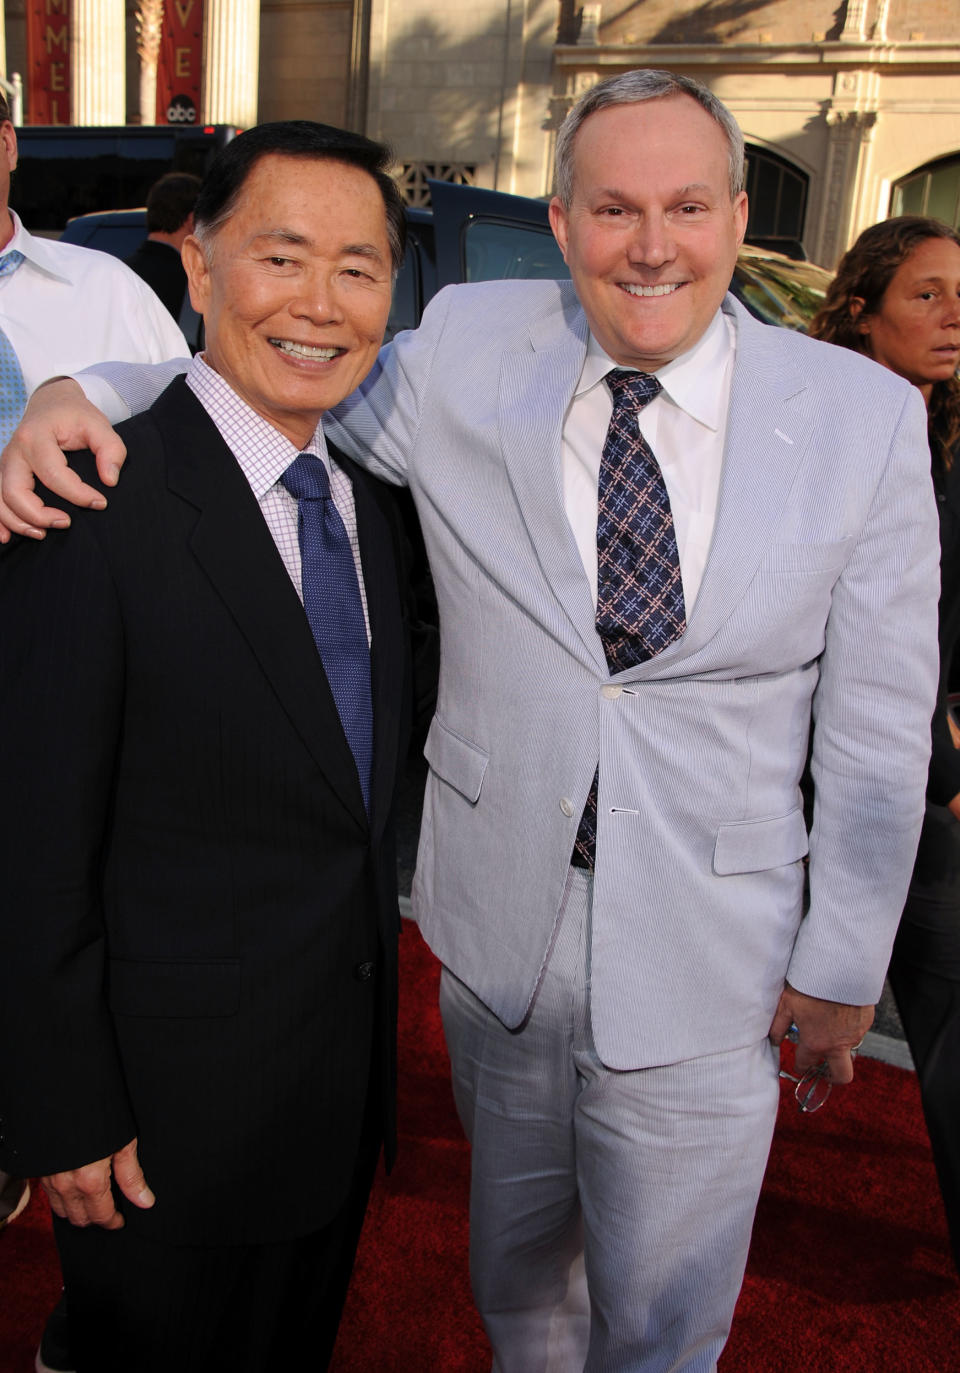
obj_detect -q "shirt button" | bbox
[559,797,574,817]
[354,961,375,982]
[601,684,622,700]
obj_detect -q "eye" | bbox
[266,256,295,268]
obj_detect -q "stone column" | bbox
[72,0,126,124]
[815,107,878,269]
[136,0,165,127]
[202,0,260,128]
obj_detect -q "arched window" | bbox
[743,146,808,259]
[892,155,960,230]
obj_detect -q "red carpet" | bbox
[2,923,958,1372]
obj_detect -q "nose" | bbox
[943,294,960,329]
[625,214,677,270]
[290,271,345,324]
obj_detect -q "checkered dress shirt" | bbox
[186,354,371,641]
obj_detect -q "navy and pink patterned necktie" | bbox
[573,368,686,869]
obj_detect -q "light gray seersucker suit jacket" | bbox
[330,279,939,1071]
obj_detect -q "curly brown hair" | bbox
[810,216,960,463]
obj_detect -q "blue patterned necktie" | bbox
[0,250,26,448]
[573,368,686,869]
[282,453,373,813]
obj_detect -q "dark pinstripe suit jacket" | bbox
[0,376,417,1245]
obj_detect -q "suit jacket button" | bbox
[354,961,375,981]
[559,797,574,817]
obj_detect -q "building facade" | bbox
[2,0,958,266]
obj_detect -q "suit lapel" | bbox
[497,286,608,671]
[155,379,369,833]
[672,297,813,661]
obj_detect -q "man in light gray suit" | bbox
[0,73,940,1371]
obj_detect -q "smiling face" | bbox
[855,236,960,403]
[548,95,747,371]
[182,153,393,446]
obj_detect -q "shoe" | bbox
[0,1175,30,1229]
[35,1294,76,1373]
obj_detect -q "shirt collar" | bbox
[5,210,74,284]
[185,351,328,500]
[575,307,735,432]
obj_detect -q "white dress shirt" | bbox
[186,353,371,640]
[562,309,735,613]
[0,211,188,396]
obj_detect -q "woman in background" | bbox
[811,216,960,1272]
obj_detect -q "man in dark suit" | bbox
[0,121,428,1373]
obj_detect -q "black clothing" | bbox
[125,238,187,323]
[889,436,960,1273]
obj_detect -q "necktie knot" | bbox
[281,452,331,503]
[606,368,661,413]
[0,250,25,280]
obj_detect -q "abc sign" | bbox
[167,95,197,124]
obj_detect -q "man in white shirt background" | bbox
[0,89,187,456]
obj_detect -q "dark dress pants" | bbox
[888,800,960,1273]
[53,1074,382,1373]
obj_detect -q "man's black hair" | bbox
[146,171,202,235]
[193,121,406,272]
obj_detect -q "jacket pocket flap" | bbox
[107,959,241,1018]
[713,808,809,875]
[424,715,489,803]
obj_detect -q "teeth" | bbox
[271,340,342,359]
[622,283,681,297]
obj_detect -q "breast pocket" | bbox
[762,537,855,576]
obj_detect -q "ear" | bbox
[1,120,17,176]
[732,190,748,247]
[181,234,210,315]
[548,196,570,262]
[848,296,869,334]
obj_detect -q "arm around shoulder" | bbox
[325,283,460,484]
[0,351,187,540]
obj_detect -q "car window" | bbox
[463,218,568,283]
[731,250,830,330]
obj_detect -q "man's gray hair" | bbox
[554,69,746,206]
